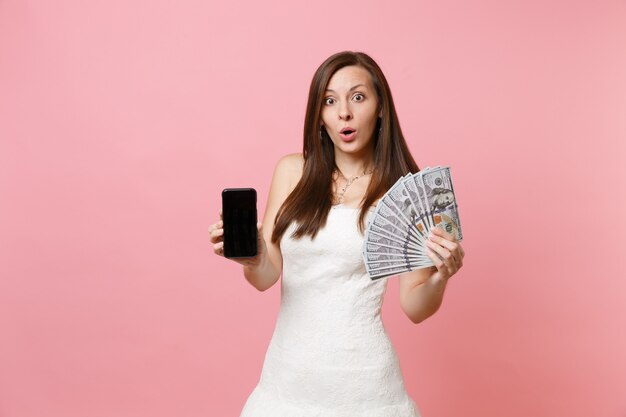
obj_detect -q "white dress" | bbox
[240,205,421,417]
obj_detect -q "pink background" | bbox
[1,1,625,416]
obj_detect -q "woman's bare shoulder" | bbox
[274,153,304,184]
[276,153,304,170]
[266,153,304,215]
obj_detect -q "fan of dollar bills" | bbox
[363,166,463,280]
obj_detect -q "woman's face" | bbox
[320,65,381,159]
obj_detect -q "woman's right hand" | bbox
[208,210,267,269]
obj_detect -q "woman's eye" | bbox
[324,97,335,105]
[353,94,364,101]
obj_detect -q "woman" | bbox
[209,51,465,416]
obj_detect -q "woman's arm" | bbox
[243,153,303,291]
[398,268,448,324]
[398,227,465,323]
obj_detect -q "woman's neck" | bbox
[334,149,374,179]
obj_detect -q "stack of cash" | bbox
[363,166,463,280]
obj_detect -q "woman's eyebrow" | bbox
[325,84,366,93]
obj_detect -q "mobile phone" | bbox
[221,188,258,258]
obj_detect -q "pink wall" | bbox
[1,1,625,416]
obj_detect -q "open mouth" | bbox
[339,129,357,142]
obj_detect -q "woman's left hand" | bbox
[425,227,465,282]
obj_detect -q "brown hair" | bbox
[271,51,419,243]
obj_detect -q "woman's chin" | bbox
[334,141,373,156]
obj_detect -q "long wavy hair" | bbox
[271,51,419,243]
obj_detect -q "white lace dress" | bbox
[239,205,421,417]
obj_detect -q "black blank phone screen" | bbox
[222,188,257,258]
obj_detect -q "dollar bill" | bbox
[364,229,424,255]
[363,251,429,263]
[365,259,422,271]
[420,167,463,241]
[363,241,423,257]
[375,199,412,235]
[399,174,431,239]
[367,257,434,279]
[368,223,423,252]
[369,209,424,249]
[379,192,426,248]
[367,263,415,280]
[391,176,429,244]
[413,172,435,230]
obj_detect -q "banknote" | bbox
[367,263,415,280]
[364,245,433,279]
[420,167,463,241]
[413,172,435,230]
[363,166,463,280]
[379,192,427,248]
[380,194,412,229]
[369,209,424,249]
[364,229,424,255]
[365,258,423,271]
[363,251,429,263]
[363,241,424,257]
[367,258,433,279]
[401,175,431,235]
[368,223,423,252]
[374,199,412,235]
[386,176,428,244]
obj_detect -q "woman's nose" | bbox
[339,103,352,120]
